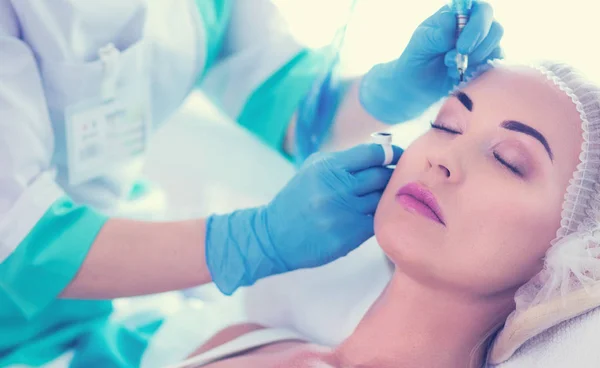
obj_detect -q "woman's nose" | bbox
[433,163,451,178]
[426,150,463,184]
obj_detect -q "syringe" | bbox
[451,0,473,82]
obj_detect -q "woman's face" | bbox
[375,66,583,297]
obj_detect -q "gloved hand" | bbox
[359,1,504,123]
[206,143,403,295]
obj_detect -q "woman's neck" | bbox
[331,272,514,368]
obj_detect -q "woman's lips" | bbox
[396,182,445,225]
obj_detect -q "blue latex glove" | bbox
[359,1,504,123]
[206,143,403,295]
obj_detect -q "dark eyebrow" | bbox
[501,120,554,161]
[452,91,473,111]
[448,93,553,160]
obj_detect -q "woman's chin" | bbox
[375,215,443,254]
[377,231,432,266]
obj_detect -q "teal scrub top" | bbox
[0,196,162,368]
[0,2,232,366]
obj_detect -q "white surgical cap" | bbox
[461,60,600,364]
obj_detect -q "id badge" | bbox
[65,91,151,186]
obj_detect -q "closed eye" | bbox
[430,121,524,177]
[493,152,522,176]
[430,121,461,135]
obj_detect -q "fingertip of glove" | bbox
[444,49,458,66]
[457,35,479,55]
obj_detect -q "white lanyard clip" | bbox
[99,43,120,101]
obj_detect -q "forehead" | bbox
[458,66,582,166]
